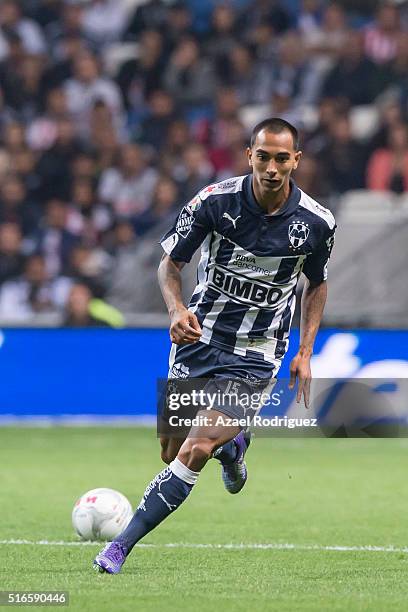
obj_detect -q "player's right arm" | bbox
[158,254,202,345]
[158,188,215,345]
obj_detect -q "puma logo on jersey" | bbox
[222,212,241,229]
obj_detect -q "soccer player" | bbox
[94,118,336,573]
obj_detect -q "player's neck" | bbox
[252,179,291,215]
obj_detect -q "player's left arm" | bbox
[289,221,336,407]
[289,279,327,407]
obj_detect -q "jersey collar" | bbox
[243,174,301,218]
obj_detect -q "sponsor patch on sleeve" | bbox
[176,208,194,238]
[186,195,202,213]
[161,232,179,254]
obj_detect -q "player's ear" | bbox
[293,150,302,170]
[246,147,252,167]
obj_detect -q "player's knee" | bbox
[178,438,214,471]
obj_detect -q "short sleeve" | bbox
[302,226,336,283]
[160,192,213,263]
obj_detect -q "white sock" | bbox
[170,457,199,485]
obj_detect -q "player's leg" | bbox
[176,409,241,471]
[159,435,184,465]
[213,430,252,494]
[93,411,240,574]
[212,373,277,493]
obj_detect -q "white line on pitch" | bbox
[0,540,407,553]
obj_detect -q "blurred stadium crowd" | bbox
[0,0,407,325]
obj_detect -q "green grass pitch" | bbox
[1,428,408,611]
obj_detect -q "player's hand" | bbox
[169,307,202,345]
[288,351,312,408]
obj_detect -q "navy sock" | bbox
[213,439,238,465]
[116,458,199,553]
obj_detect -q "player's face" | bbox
[247,129,302,200]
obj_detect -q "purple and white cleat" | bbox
[221,431,251,494]
[93,541,127,574]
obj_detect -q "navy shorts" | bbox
[163,341,280,424]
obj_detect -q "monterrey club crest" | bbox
[288,221,310,249]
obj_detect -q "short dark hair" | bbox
[250,118,300,150]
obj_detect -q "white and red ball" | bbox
[72,488,133,541]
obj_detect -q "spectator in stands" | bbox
[81,0,129,50]
[164,36,216,110]
[0,253,71,321]
[0,87,17,131]
[209,117,247,176]
[64,282,95,326]
[294,153,327,200]
[240,0,291,36]
[162,2,194,54]
[2,121,26,154]
[71,151,97,183]
[301,2,349,72]
[27,0,60,30]
[105,220,140,312]
[247,21,277,64]
[89,99,123,150]
[11,147,41,202]
[64,49,123,136]
[225,43,274,105]
[159,119,192,176]
[322,30,385,105]
[295,0,322,39]
[26,87,68,152]
[0,0,46,61]
[389,30,408,79]
[0,222,24,285]
[368,97,404,151]
[67,243,111,298]
[205,4,239,81]
[117,29,165,111]
[364,2,401,65]
[366,122,408,193]
[321,113,368,193]
[36,117,82,201]
[208,88,241,146]
[46,2,86,59]
[274,31,323,108]
[63,282,123,327]
[138,89,178,152]
[172,143,214,202]
[4,53,46,122]
[98,143,158,218]
[223,147,251,179]
[123,0,168,42]
[69,177,113,245]
[107,219,137,254]
[386,33,408,114]
[0,174,40,235]
[134,175,179,236]
[0,148,10,183]
[92,119,119,172]
[303,97,346,156]
[26,199,79,278]
[45,33,87,90]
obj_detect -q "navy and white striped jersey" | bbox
[160,174,336,365]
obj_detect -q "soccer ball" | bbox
[72,488,133,541]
